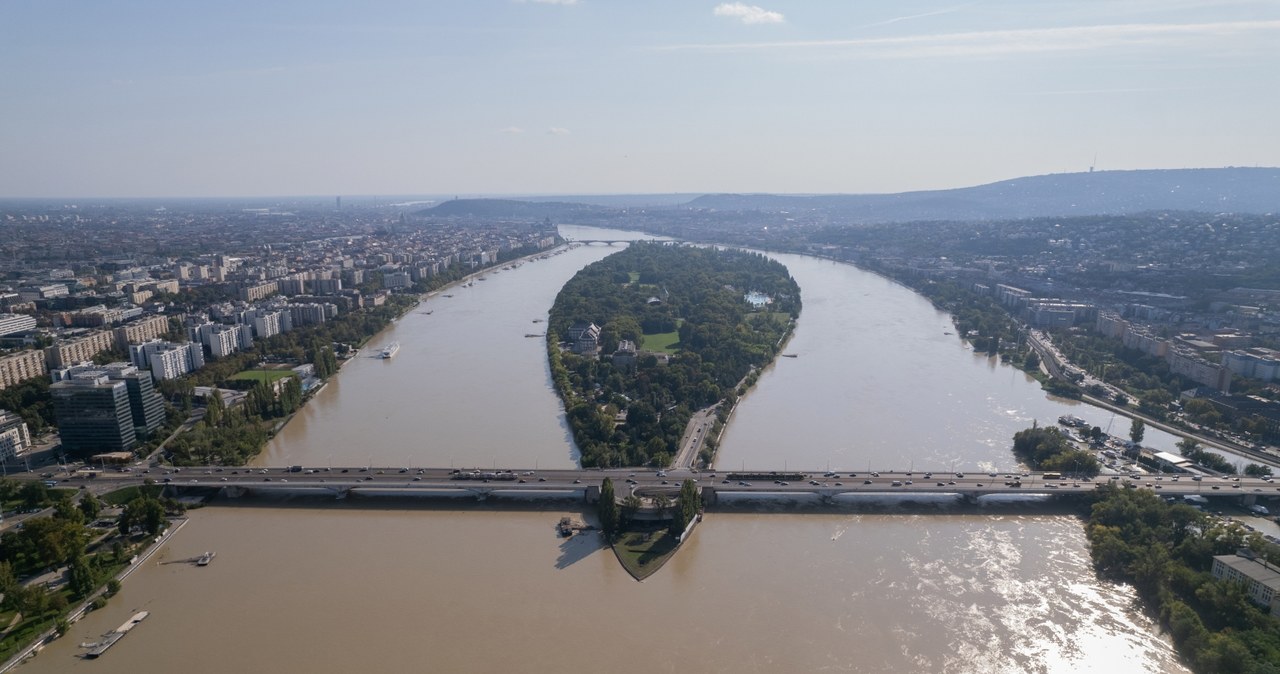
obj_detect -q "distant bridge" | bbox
[564,239,663,246]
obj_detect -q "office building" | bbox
[51,375,137,454]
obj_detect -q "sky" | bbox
[1,0,1278,198]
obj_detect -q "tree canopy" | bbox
[549,243,800,467]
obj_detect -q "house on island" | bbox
[566,321,601,356]
[613,340,638,368]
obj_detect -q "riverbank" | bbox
[0,517,188,673]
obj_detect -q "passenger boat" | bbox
[381,342,400,359]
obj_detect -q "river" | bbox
[19,226,1189,673]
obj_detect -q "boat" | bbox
[84,611,149,659]
[1058,414,1086,428]
[782,354,798,358]
[380,342,400,359]
[196,551,215,566]
[525,333,545,338]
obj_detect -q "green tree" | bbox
[79,492,102,521]
[53,497,84,524]
[620,494,642,526]
[597,478,619,540]
[1244,463,1273,477]
[1129,418,1146,445]
[68,553,97,598]
[19,480,49,508]
[119,495,167,536]
[204,387,225,427]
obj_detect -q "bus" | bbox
[1042,472,1062,480]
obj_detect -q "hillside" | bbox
[686,168,1280,222]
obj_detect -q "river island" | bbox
[547,242,800,577]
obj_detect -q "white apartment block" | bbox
[0,313,37,336]
[0,410,31,461]
[130,340,206,380]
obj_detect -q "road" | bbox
[46,465,1280,502]
[671,407,716,469]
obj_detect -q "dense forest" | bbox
[548,243,800,467]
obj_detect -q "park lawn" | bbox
[229,369,297,385]
[641,331,680,353]
[102,485,164,506]
[747,311,791,327]
[613,527,681,581]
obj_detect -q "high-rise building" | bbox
[51,375,137,454]
[53,362,166,439]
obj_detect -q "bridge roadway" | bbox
[70,466,1280,503]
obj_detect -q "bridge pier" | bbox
[700,486,717,507]
[1242,494,1257,507]
[960,493,979,505]
[584,485,600,505]
[223,486,246,499]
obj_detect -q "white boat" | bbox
[380,342,400,359]
[196,551,215,566]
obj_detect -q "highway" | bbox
[50,465,1280,502]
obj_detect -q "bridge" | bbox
[62,466,1280,509]
[564,239,661,246]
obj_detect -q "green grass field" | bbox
[228,369,297,384]
[641,330,680,353]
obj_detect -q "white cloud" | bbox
[498,126,525,134]
[547,127,571,136]
[658,19,1280,58]
[714,3,785,25]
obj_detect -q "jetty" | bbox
[83,611,149,659]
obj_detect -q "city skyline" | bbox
[2,0,1278,198]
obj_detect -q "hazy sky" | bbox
[2,1,1277,197]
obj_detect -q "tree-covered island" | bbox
[548,242,800,467]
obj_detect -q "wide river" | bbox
[22,226,1190,673]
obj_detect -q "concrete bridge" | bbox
[564,239,661,246]
[67,465,1280,510]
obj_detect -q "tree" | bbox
[68,553,97,598]
[620,494,642,526]
[1244,463,1273,477]
[670,479,701,538]
[204,387,225,427]
[597,478,619,540]
[79,492,102,521]
[1129,418,1146,445]
[19,480,49,508]
[53,497,84,524]
[119,495,167,536]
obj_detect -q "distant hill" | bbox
[686,168,1280,221]
[418,199,611,219]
